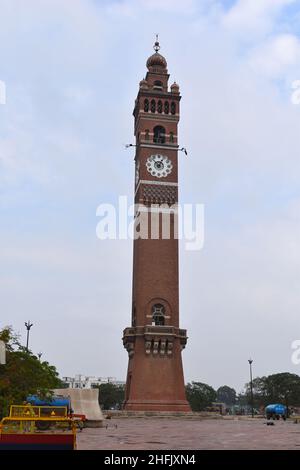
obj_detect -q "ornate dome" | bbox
[171,82,180,93]
[146,52,167,70]
[146,37,167,71]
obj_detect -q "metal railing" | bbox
[9,405,68,420]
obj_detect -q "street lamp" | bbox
[24,321,33,352]
[37,352,42,362]
[248,358,254,418]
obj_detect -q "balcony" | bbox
[123,326,188,349]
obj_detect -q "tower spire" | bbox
[154,34,160,53]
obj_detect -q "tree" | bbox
[216,385,236,406]
[245,373,300,409]
[96,383,125,410]
[185,382,217,411]
[0,326,63,418]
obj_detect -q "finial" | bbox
[154,34,160,53]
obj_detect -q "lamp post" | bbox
[248,358,254,418]
[0,340,6,365]
[25,321,33,352]
[37,352,42,362]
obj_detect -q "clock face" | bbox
[146,154,173,178]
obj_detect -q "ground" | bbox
[77,417,300,450]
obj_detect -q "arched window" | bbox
[152,304,165,326]
[171,101,176,115]
[164,101,169,114]
[153,80,163,90]
[144,99,149,112]
[169,132,174,143]
[145,129,150,141]
[153,126,166,144]
[157,100,163,113]
[151,99,156,113]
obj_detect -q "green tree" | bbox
[245,373,300,409]
[96,383,125,410]
[236,392,248,407]
[0,326,63,418]
[216,385,236,405]
[185,382,217,411]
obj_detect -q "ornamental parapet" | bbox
[123,325,188,357]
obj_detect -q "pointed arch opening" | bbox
[153,125,166,144]
[153,80,163,91]
[152,304,165,326]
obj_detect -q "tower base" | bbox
[123,400,191,412]
[123,326,191,413]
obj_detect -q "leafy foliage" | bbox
[0,326,63,418]
[96,382,125,410]
[216,385,237,405]
[185,382,217,411]
[245,372,300,408]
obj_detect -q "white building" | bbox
[62,375,125,389]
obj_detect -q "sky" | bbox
[1,0,300,393]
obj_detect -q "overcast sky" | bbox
[1,0,300,393]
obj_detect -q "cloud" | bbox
[1,0,300,390]
[223,0,296,36]
[138,0,197,13]
[249,33,300,77]
[183,195,300,389]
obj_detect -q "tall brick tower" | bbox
[123,39,190,412]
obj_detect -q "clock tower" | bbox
[123,39,190,412]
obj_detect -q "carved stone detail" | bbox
[123,325,187,358]
[160,340,166,355]
[153,341,159,355]
[167,342,173,355]
[141,184,177,205]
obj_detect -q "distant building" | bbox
[62,375,125,389]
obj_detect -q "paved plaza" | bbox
[77,418,300,450]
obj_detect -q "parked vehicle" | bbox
[265,404,287,420]
[26,395,85,430]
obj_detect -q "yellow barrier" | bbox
[9,405,68,420]
[0,406,77,449]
